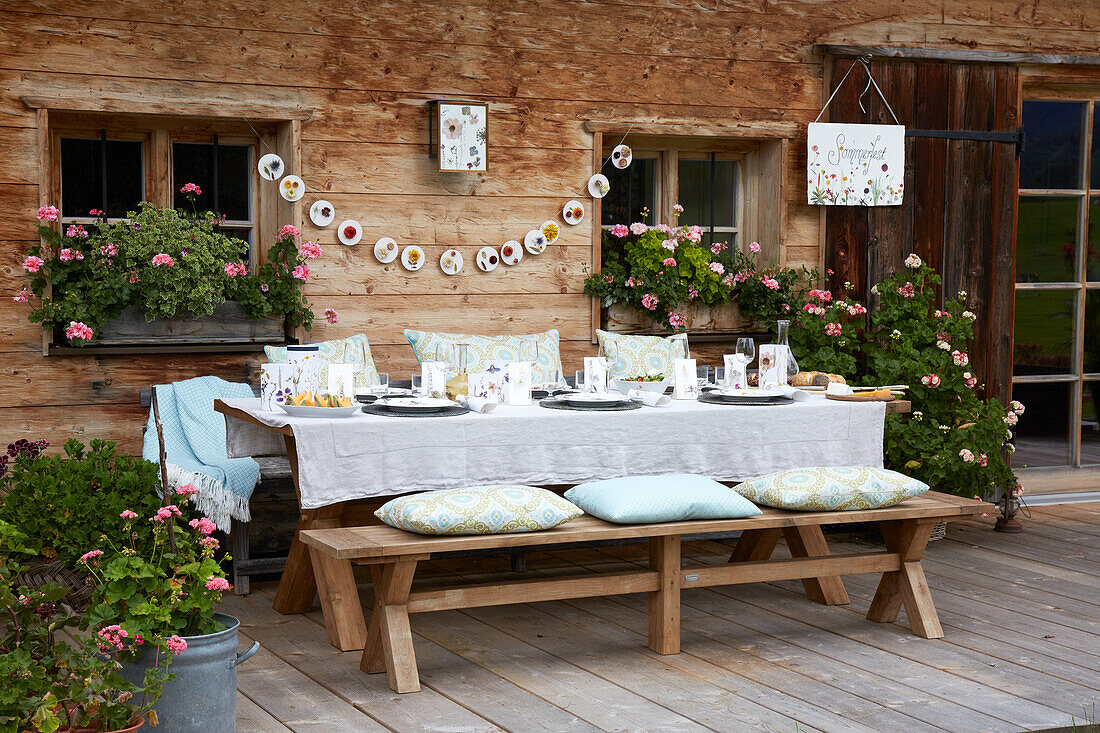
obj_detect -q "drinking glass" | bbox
[411,374,423,394]
[372,372,389,396]
[574,369,586,391]
[696,365,711,387]
[434,342,455,369]
[597,340,618,376]
[734,338,754,390]
[715,367,725,387]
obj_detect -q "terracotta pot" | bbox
[60,713,144,733]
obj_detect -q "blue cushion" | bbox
[564,474,762,524]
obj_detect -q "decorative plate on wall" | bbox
[258,153,285,181]
[612,144,632,169]
[541,220,560,245]
[524,229,548,255]
[501,240,523,265]
[563,200,585,225]
[374,237,399,263]
[310,200,335,227]
[440,249,463,275]
[402,245,426,271]
[279,175,305,202]
[337,220,362,246]
[476,246,500,272]
[587,174,610,198]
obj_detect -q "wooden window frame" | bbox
[1015,83,1100,490]
[583,122,796,340]
[24,96,310,355]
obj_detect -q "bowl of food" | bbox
[612,373,669,394]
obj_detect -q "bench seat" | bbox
[300,491,990,693]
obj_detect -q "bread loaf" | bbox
[792,371,848,386]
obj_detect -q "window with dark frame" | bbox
[171,140,255,248]
[60,135,145,222]
[1013,99,1100,469]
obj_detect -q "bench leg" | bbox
[868,520,943,639]
[361,559,420,693]
[728,528,782,563]
[273,433,345,615]
[783,525,850,606]
[308,547,369,651]
[648,535,681,655]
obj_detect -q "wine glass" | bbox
[434,342,455,369]
[696,365,711,388]
[735,337,755,390]
[371,372,389,396]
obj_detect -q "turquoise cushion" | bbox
[734,467,929,511]
[403,328,564,385]
[564,474,761,524]
[375,485,583,535]
[596,330,689,379]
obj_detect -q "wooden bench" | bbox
[300,491,990,693]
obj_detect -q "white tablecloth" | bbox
[221,397,886,509]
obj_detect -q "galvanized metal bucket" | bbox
[122,613,259,733]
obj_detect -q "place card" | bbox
[672,358,698,399]
[326,363,355,398]
[260,364,293,411]
[422,361,449,399]
[723,354,746,390]
[583,357,608,393]
[506,362,533,405]
[758,344,788,388]
[468,369,506,404]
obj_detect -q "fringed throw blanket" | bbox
[143,376,259,531]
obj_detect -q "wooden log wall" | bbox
[1,1,1098,453]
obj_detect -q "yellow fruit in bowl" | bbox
[290,391,313,406]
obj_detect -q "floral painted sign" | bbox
[434,101,488,172]
[807,122,905,206]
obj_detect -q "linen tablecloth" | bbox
[221,397,886,509]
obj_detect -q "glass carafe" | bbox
[445,343,469,399]
[776,319,799,381]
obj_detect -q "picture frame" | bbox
[428,100,488,172]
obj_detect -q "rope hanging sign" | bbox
[807,56,906,207]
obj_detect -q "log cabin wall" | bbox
[1,1,1098,453]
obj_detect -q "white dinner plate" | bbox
[556,392,633,407]
[258,153,285,181]
[374,396,455,413]
[501,240,523,265]
[310,200,335,227]
[280,403,360,418]
[563,200,585,225]
[279,175,305,202]
[374,237,399,263]
[401,245,426,271]
[337,220,362,246]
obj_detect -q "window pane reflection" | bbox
[1016,196,1079,283]
[61,138,144,218]
[1082,381,1100,465]
[1011,381,1073,468]
[601,158,656,226]
[1020,101,1083,190]
[1013,289,1076,376]
[678,159,738,228]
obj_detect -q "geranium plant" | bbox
[19,191,317,346]
[583,207,809,332]
[788,282,866,380]
[0,521,168,733]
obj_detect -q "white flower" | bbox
[1006,443,1016,453]
[912,411,923,420]
[890,329,902,340]
[905,253,922,269]
[1004,412,1019,426]
[951,350,969,366]
[1009,400,1025,415]
[939,425,951,432]
[1006,429,1013,440]
[958,290,967,298]
[844,281,852,289]
[959,448,975,462]
[963,310,976,320]
[870,284,879,294]
[937,340,951,351]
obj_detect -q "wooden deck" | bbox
[226,504,1100,733]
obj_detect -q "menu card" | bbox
[422,361,449,399]
[506,362,532,405]
[672,358,698,399]
[583,357,608,393]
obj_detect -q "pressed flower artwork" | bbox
[434,101,487,172]
[806,122,904,206]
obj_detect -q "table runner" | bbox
[221,397,886,509]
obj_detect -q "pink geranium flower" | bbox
[641,293,659,310]
[119,510,138,520]
[179,182,202,195]
[897,282,916,298]
[65,321,93,341]
[151,253,174,267]
[165,635,188,655]
[711,242,725,255]
[709,262,725,276]
[959,448,975,463]
[672,203,684,214]
[65,224,89,239]
[686,225,703,244]
[223,262,247,277]
[100,242,118,258]
[661,239,676,251]
[688,287,699,299]
[279,224,300,239]
[23,256,44,273]
[299,241,322,260]
[749,241,761,253]
[149,504,182,523]
[610,224,629,238]
[13,288,29,303]
[668,312,686,328]
[952,350,969,367]
[324,307,339,324]
[36,205,60,222]
[78,549,103,565]
[175,484,198,498]
[629,222,647,236]
[663,257,676,267]
[292,264,310,281]
[189,517,217,536]
[205,576,230,592]
[762,276,779,290]
[59,248,84,262]
[824,322,842,336]
[920,374,941,388]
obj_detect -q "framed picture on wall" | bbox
[429,100,488,172]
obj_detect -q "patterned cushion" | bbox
[375,485,583,535]
[403,328,563,385]
[734,467,930,511]
[564,474,761,524]
[595,330,689,379]
[265,334,379,390]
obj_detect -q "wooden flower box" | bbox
[90,301,285,346]
[605,302,760,335]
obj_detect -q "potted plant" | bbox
[0,521,168,733]
[584,207,810,333]
[0,439,170,611]
[79,486,257,732]
[17,190,317,347]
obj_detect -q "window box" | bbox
[88,301,286,347]
[605,302,759,335]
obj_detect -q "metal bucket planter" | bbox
[121,613,259,733]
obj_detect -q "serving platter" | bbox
[280,403,360,418]
[373,396,456,413]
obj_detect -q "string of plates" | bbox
[256,144,633,277]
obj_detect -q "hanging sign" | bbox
[807,122,904,206]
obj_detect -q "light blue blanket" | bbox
[142,376,259,532]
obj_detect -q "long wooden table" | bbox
[300,491,989,693]
[214,397,913,627]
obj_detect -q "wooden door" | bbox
[824,57,1020,404]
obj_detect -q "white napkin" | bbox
[628,389,671,407]
[777,386,812,402]
[455,395,497,413]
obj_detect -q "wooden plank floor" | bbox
[228,504,1100,733]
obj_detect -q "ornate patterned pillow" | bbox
[564,474,761,524]
[734,467,930,511]
[595,330,689,379]
[264,334,379,390]
[375,485,583,535]
[403,328,563,384]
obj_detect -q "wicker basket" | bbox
[17,558,95,612]
[928,520,948,542]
